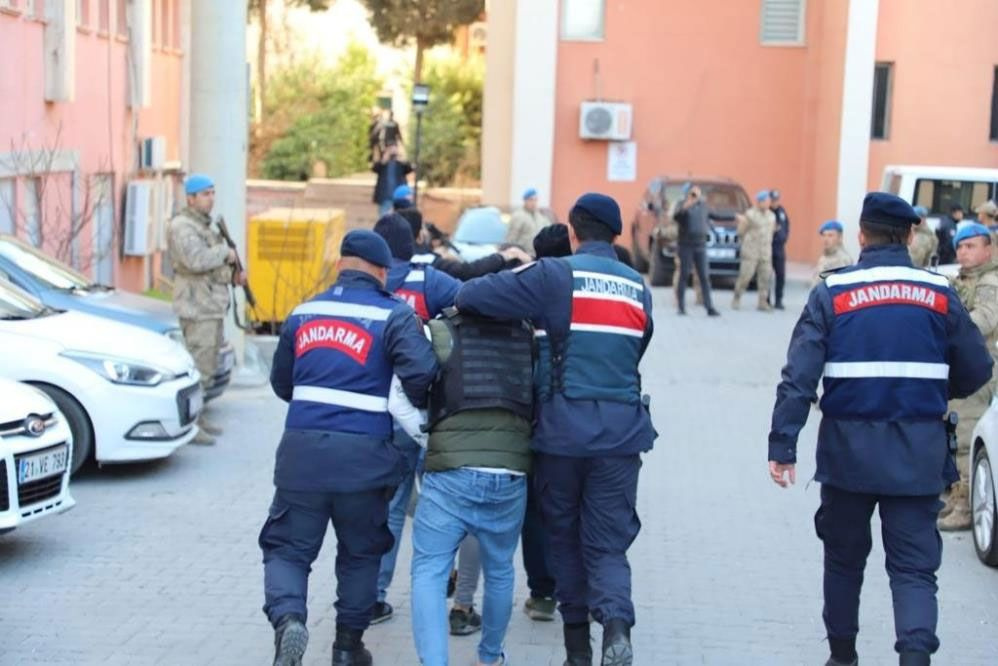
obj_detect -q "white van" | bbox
[881,165,998,230]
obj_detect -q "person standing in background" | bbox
[372,145,412,216]
[506,188,550,256]
[769,190,790,310]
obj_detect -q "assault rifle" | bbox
[215,216,256,330]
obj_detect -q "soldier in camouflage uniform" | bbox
[942,222,998,530]
[732,190,776,311]
[811,220,853,287]
[908,206,939,268]
[167,174,242,445]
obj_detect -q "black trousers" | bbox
[772,249,786,305]
[521,474,555,598]
[677,245,714,311]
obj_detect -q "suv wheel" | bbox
[973,444,998,566]
[649,239,673,287]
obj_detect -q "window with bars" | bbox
[871,62,893,140]
[115,0,126,37]
[170,0,179,49]
[160,0,169,48]
[760,0,806,46]
[990,66,997,142]
[561,0,605,41]
[77,0,89,27]
[98,0,109,32]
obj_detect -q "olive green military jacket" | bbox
[166,208,233,320]
[812,246,853,287]
[908,223,938,268]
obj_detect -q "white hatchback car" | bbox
[0,378,75,533]
[0,279,203,474]
[970,401,998,566]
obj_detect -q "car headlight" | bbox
[165,328,186,345]
[61,351,173,387]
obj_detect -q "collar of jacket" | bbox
[575,240,617,260]
[181,207,212,225]
[960,258,998,279]
[334,270,385,290]
[856,244,914,267]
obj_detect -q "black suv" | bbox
[630,177,751,286]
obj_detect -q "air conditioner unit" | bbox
[123,181,153,256]
[140,136,166,171]
[579,102,633,141]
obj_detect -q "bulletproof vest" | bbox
[394,266,430,322]
[535,253,647,404]
[820,265,951,421]
[427,309,534,428]
[284,285,396,438]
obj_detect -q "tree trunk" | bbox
[414,34,425,83]
[257,0,269,123]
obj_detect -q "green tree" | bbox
[261,45,383,181]
[417,53,484,186]
[358,0,483,81]
[248,0,333,123]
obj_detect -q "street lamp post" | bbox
[411,84,430,207]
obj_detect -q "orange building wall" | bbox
[0,13,184,292]
[868,0,998,194]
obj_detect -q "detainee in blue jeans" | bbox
[412,469,527,665]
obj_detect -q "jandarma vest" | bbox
[394,265,431,322]
[535,254,647,403]
[427,309,534,428]
[820,265,951,421]
[284,287,396,438]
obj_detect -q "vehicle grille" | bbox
[0,412,56,437]
[17,474,63,508]
[176,384,199,426]
[0,461,8,512]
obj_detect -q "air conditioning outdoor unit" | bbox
[123,181,153,256]
[140,136,166,171]
[579,101,633,141]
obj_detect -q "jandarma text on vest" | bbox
[833,282,948,315]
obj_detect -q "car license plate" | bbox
[18,446,68,485]
[187,388,204,419]
[707,248,736,260]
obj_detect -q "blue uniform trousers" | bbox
[534,453,642,626]
[521,474,555,598]
[816,484,943,655]
[260,487,394,630]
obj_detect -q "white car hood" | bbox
[1,310,195,374]
[0,378,56,422]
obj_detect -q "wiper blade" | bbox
[0,314,29,320]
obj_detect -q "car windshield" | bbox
[0,235,94,291]
[454,209,508,244]
[663,183,751,214]
[0,280,47,319]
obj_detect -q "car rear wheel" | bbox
[30,384,94,476]
[631,232,650,273]
[972,445,998,567]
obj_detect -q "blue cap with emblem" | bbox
[756,190,770,203]
[913,205,928,218]
[859,192,920,228]
[373,213,414,261]
[819,220,844,234]
[523,187,538,200]
[953,222,991,249]
[341,229,392,269]
[770,189,781,200]
[185,174,214,195]
[392,184,412,201]
[571,192,623,235]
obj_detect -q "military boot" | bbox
[825,658,858,666]
[563,622,592,666]
[273,615,308,666]
[191,428,216,446]
[938,483,971,531]
[826,636,857,666]
[198,414,223,436]
[899,651,930,666]
[757,295,773,312]
[331,626,372,666]
[600,618,633,666]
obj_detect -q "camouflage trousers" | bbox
[180,318,223,390]
[733,256,773,299]
[950,386,993,488]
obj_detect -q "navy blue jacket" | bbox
[769,245,992,495]
[771,205,790,252]
[456,241,657,457]
[385,258,462,322]
[270,271,438,492]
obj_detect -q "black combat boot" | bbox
[826,636,858,666]
[600,618,633,666]
[273,614,308,666]
[563,622,592,666]
[899,652,930,666]
[331,625,373,666]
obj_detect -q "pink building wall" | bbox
[0,1,185,292]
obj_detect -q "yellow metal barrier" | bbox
[247,207,346,326]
